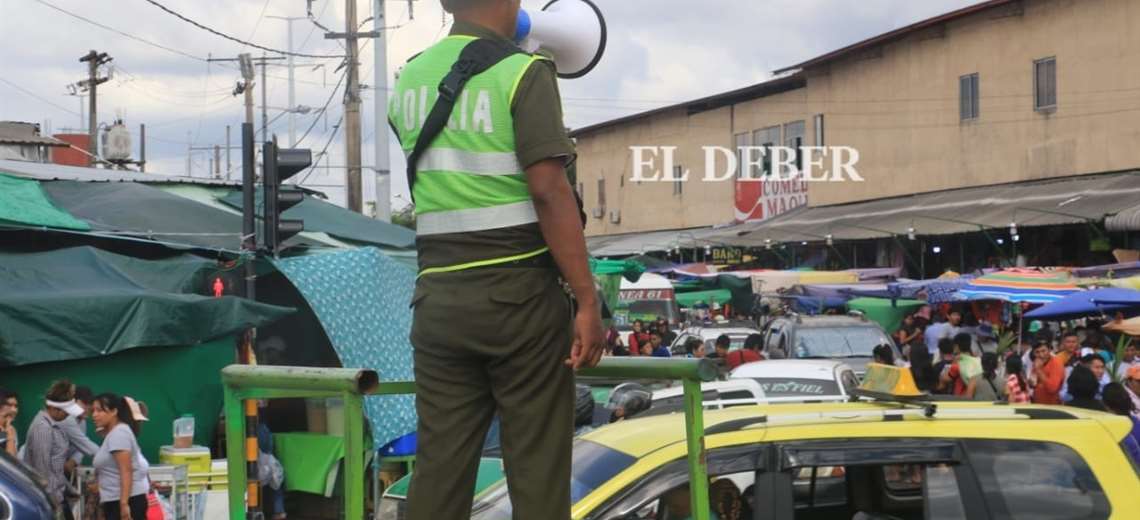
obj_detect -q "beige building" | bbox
[572,0,1140,238]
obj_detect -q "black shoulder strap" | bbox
[406,39,525,202]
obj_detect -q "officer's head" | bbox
[442,0,522,39]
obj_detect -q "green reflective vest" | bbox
[390,36,547,237]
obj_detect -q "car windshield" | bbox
[752,377,842,397]
[618,300,681,325]
[794,327,886,358]
[470,439,637,519]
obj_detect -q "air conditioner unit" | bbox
[592,207,604,219]
[609,209,621,224]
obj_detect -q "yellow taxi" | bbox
[469,367,1140,519]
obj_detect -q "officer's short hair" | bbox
[441,0,492,13]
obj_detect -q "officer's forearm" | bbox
[527,159,597,309]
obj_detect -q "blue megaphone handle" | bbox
[514,9,532,42]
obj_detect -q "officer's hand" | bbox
[568,304,605,370]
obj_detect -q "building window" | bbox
[813,114,825,146]
[596,177,605,211]
[733,132,750,179]
[960,73,980,120]
[753,126,780,178]
[783,120,805,173]
[1034,57,1057,111]
[673,166,683,196]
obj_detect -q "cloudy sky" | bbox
[1,0,983,211]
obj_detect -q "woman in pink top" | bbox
[1005,355,1030,403]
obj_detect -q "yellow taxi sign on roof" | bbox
[857,363,926,400]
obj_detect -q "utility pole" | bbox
[78,50,112,166]
[215,145,222,178]
[267,16,307,147]
[327,3,380,213]
[226,125,232,180]
[186,130,193,176]
[260,52,269,141]
[372,0,393,221]
[139,123,147,172]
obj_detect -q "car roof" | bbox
[578,401,1132,459]
[770,315,881,328]
[651,379,764,399]
[683,327,760,337]
[729,359,851,380]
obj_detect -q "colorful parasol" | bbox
[957,269,1080,304]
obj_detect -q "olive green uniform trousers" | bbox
[406,267,574,520]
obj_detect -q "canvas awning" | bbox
[587,227,712,256]
[698,171,1140,246]
[1106,202,1140,231]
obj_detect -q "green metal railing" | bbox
[222,358,716,520]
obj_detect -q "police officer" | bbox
[389,1,605,519]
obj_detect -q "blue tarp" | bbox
[1024,288,1140,321]
[273,248,416,446]
[784,295,848,315]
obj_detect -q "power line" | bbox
[296,114,345,186]
[245,0,272,44]
[297,70,348,146]
[34,0,207,62]
[139,0,344,59]
[0,77,80,116]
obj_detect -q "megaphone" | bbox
[515,0,607,79]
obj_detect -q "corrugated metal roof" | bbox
[1106,203,1140,231]
[586,226,712,256]
[0,122,67,147]
[0,158,240,186]
[698,171,1140,246]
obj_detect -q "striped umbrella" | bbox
[957,269,1081,304]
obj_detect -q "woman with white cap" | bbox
[23,379,86,519]
[91,393,148,520]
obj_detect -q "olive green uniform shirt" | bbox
[413,21,576,270]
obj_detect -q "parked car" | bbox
[729,359,859,403]
[760,315,898,375]
[669,326,762,355]
[641,379,767,417]
[0,451,54,520]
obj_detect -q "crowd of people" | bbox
[600,318,766,371]
[889,308,1140,453]
[1,380,151,520]
[2,381,290,520]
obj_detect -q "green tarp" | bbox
[219,191,415,249]
[0,336,233,461]
[0,246,295,367]
[41,180,249,250]
[590,259,646,325]
[677,274,756,314]
[0,173,89,230]
[846,297,926,333]
[675,289,733,307]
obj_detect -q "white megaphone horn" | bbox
[514,0,607,79]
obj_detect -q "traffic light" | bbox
[261,141,311,254]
